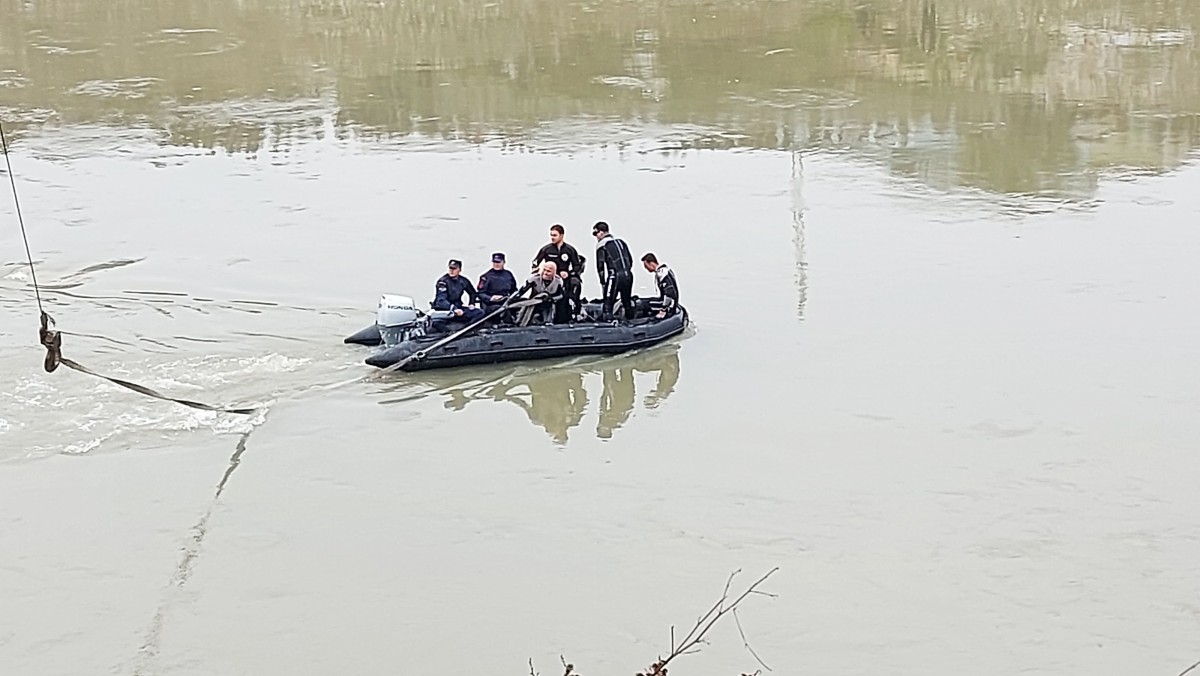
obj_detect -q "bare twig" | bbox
[720,570,738,606]
[733,607,771,672]
[676,568,775,666]
[672,570,742,658]
[529,569,778,676]
[655,567,779,673]
[1178,659,1200,676]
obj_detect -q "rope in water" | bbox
[1,120,256,415]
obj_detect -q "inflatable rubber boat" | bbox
[344,294,689,372]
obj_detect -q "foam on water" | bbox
[0,350,317,460]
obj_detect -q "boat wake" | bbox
[0,351,322,461]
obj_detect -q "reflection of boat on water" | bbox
[378,344,682,444]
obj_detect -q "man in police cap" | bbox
[431,258,484,322]
[477,252,518,318]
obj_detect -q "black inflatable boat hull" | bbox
[343,316,479,347]
[344,301,612,346]
[364,308,688,371]
[344,324,383,346]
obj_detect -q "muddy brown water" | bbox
[2,1,1199,674]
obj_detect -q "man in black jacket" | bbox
[431,259,484,322]
[532,224,585,315]
[592,221,634,320]
[477,252,518,319]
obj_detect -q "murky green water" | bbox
[2,1,1199,675]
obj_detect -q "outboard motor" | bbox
[376,294,426,345]
[375,293,459,345]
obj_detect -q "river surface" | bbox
[2,1,1199,674]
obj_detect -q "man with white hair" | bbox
[517,261,569,325]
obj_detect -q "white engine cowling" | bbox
[376,294,425,346]
[376,294,420,328]
[374,293,461,345]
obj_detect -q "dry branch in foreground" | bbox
[530,567,779,676]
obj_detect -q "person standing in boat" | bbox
[517,261,569,325]
[592,221,634,321]
[432,258,484,322]
[637,252,679,319]
[532,224,585,316]
[477,252,518,319]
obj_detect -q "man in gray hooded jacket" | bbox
[517,261,569,325]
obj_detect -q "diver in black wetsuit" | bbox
[637,252,680,319]
[591,221,634,321]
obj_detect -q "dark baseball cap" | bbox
[492,252,505,263]
[447,258,462,269]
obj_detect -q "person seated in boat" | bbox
[477,251,518,320]
[516,261,569,326]
[532,224,586,317]
[432,258,484,323]
[635,252,680,320]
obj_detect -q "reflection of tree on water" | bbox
[408,345,682,444]
[791,150,809,320]
[3,0,1198,199]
